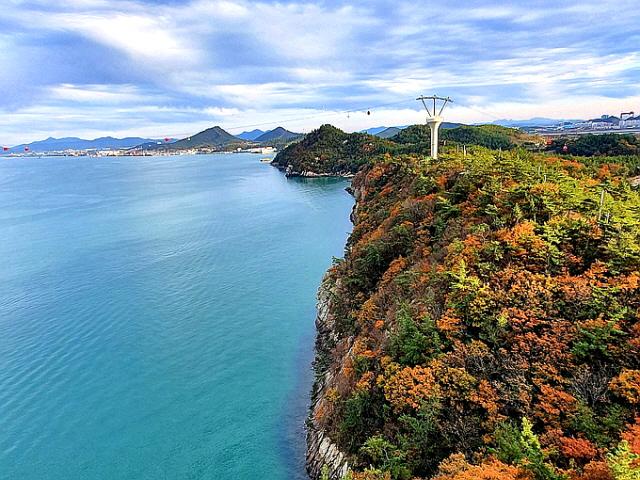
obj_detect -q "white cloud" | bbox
[49,84,147,103]
[202,106,241,117]
[58,12,195,64]
[2,0,640,144]
[188,0,249,19]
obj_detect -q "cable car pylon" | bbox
[416,95,452,159]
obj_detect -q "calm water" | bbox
[0,154,353,479]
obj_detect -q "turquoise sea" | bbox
[0,154,353,479]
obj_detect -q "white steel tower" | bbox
[416,95,452,159]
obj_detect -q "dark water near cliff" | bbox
[0,154,353,479]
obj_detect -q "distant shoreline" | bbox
[0,150,277,159]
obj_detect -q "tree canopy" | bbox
[312,145,640,480]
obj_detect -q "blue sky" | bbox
[1,0,639,143]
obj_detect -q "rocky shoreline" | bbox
[271,155,358,479]
[306,180,363,480]
[272,162,355,179]
[306,277,350,480]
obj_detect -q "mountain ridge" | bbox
[3,136,157,153]
[254,126,302,143]
[236,129,265,141]
[158,126,243,150]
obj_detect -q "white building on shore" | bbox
[588,115,620,129]
[621,112,640,128]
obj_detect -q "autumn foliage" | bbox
[313,146,640,479]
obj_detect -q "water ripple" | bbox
[0,154,353,480]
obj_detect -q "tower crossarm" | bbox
[416,95,453,118]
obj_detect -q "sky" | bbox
[1,0,640,144]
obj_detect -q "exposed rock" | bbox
[306,181,365,479]
[271,160,355,179]
[285,168,356,179]
[306,278,350,480]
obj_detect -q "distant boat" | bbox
[260,157,272,163]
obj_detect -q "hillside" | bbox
[163,126,243,149]
[392,124,541,151]
[362,124,463,138]
[271,124,395,177]
[272,124,545,178]
[254,126,302,143]
[307,147,640,480]
[363,127,393,136]
[375,127,402,139]
[549,134,640,157]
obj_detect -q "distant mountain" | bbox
[236,129,265,141]
[361,126,391,135]
[441,122,465,129]
[255,127,302,143]
[134,141,169,150]
[490,117,567,127]
[4,136,156,153]
[363,123,462,137]
[374,127,402,138]
[165,126,243,149]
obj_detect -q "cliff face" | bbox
[307,181,368,480]
[307,149,640,480]
[307,277,351,480]
[280,164,356,178]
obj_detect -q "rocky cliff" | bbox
[307,277,350,480]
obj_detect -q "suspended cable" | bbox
[129,97,514,140]
[453,101,504,122]
[161,97,419,138]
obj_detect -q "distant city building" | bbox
[558,121,576,130]
[574,120,592,129]
[483,110,640,136]
[588,115,619,130]
[620,111,635,128]
[626,116,640,128]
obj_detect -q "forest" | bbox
[304,131,640,480]
[273,124,542,176]
[549,135,640,158]
[270,125,396,175]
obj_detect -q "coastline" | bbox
[305,179,362,480]
[271,162,356,179]
[306,276,350,480]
